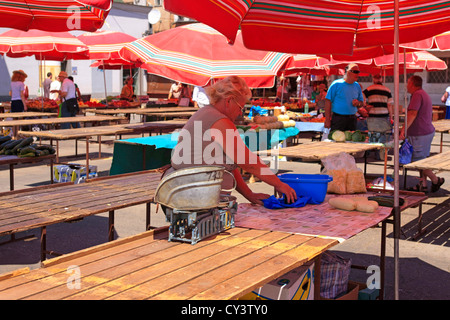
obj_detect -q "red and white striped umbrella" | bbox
[0,29,89,60]
[280,54,343,76]
[77,30,137,61]
[164,0,450,55]
[119,23,291,88]
[0,0,112,32]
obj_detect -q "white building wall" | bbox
[0,2,151,101]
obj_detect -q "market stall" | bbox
[109,127,299,175]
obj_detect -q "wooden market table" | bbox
[18,121,188,166]
[0,112,58,119]
[0,226,337,300]
[0,170,162,262]
[258,141,384,174]
[0,154,55,191]
[431,119,450,153]
[236,190,428,299]
[1,115,127,138]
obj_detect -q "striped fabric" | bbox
[0,29,89,60]
[0,0,112,32]
[164,0,450,55]
[119,23,291,88]
[77,30,137,61]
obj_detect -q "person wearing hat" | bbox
[10,70,28,112]
[324,63,364,131]
[56,71,80,129]
[363,74,393,144]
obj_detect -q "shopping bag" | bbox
[399,138,413,165]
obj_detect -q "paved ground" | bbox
[0,122,449,300]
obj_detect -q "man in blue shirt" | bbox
[324,63,364,131]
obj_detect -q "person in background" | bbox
[363,74,393,142]
[68,76,81,101]
[441,85,450,119]
[170,75,297,205]
[10,70,28,112]
[168,81,182,100]
[49,75,61,100]
[275,78,289,102]
[56,71,80,129]
[192,85,210,108]
[43,72,52,99]
[400,75,444,193]
[324,63,364,131]
[120,76,134,102]
[178,83,191,106]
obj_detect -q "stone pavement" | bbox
[0,127,449,300]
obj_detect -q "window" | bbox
[428,57,450,83]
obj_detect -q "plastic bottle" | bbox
[304,102,309,114]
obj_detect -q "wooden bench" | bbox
[0,170,162,261]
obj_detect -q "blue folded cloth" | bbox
[262,195,320,209]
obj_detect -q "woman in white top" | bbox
[10,70,28,112]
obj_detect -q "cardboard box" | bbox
[239,261,314,300]
[320,281,359,300]
[349,281,380,300]
[54,164,98,184]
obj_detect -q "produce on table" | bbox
[328,197,379,213]
[0,136,55,157]
[331,130,346,142]
[250,115,296,129]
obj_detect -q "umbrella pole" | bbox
[393,0,401,301]
[102,60,108,103]
[403,48,408,138]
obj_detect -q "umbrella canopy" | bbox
[0,0,112,32]
[325,51,446,75]
[77,30,137,61]
[119,23,291,88]
[0,29,89,60]
[402,31,450,51]
[281,54,343,76]
[90,59,140,70]
[164,0,450,55]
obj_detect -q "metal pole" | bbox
[393,0,401,301]
[102,60,108,103]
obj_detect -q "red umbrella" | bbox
[402,31,450,51]
[164,0,450,55]
[0,29,89,60]
[77,30,137,61]
[119,23,291,88]
[280,54,343,76]
[0,0,112,32]
[90,59,141,70]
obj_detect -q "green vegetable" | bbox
[19,146,36,155]
[344,131,353,141]
[351,131,363,142]
[0,135,11,144]
[12,137,34,154]
[18,152,35,157]
[332,130,346,142]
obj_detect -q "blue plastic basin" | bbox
[279,174,333,204]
